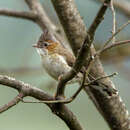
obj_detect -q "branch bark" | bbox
[0,75,83,130]
[51,0,87,56]
[99,40,130,54]
[0,9,37,21]
[0,93,24,113]
[51,0,130,130]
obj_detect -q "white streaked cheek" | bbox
[36,48,48,56]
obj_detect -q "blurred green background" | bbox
[0,0,130,130]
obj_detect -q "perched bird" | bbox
[33,30,117,96]
[33,30,81,83]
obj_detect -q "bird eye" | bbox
[44,42,48,47]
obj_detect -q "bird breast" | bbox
[41,53,71,80]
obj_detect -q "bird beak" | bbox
[32,44,38,48]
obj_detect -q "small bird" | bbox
[33,30,81,83]
[33,30,117,96]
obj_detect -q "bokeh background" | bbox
[0,0,130,130]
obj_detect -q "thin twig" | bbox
[90,39,130,65]
[85,72,117,86]
[101,20,130,50]
[20,98,71,104]
[0,93,24,114]
[99,40,130,54]
[110,0,116,43]
[70,70,87,100]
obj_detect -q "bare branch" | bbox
[51,0,130,129]
[55,34,92,97]
[0,75,55,102]
[113,0,130,17]
[0,9,37,21]
[53,0,111,98]
[0,0,130,129]
[18,72,117,104]
[94,0,130,17]
[0,75,22,91]
[20,70,87,104]
[88,0,111,38]
[0,93,24,114]
[102,20,130,49]
[110,0,116,43]
[25,0,57,32]
[25,0,68,48]
[51,0,87,55]
[67,72,117,103]
[0,75,83,130]
[85,72,117,86]
[99,40,130,54]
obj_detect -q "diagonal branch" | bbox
[88,0,111,38]
[0,93,24,114]
[0,93,24,113]
[25,0,67,48]
[25,0,57,32]
[20,70,87,104]
[54,0,112,98]
[55,33,92,97]
[0,9,37,21]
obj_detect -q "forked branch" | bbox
[0,75,83,130]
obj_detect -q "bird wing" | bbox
[59,48,76,67]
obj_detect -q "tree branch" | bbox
[94,0,130,17]
[101,20,130,50]
[88,0,110,38]
[99,40,130,54]
[54,0,111,96]
[51,0,87,55]
[24,0,57,32]
[51,0,130,130]
[0,9,37,21]
[55,33,92,97]
[19,70,87,104]
[53,0,110,99]
[110,0,116,43]
[0,75,83,130]
[25,0,68,48]
[0,93,24,113]
[0,0,130,129]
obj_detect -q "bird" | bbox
[33,30,117,96]
[33,30,82,83]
